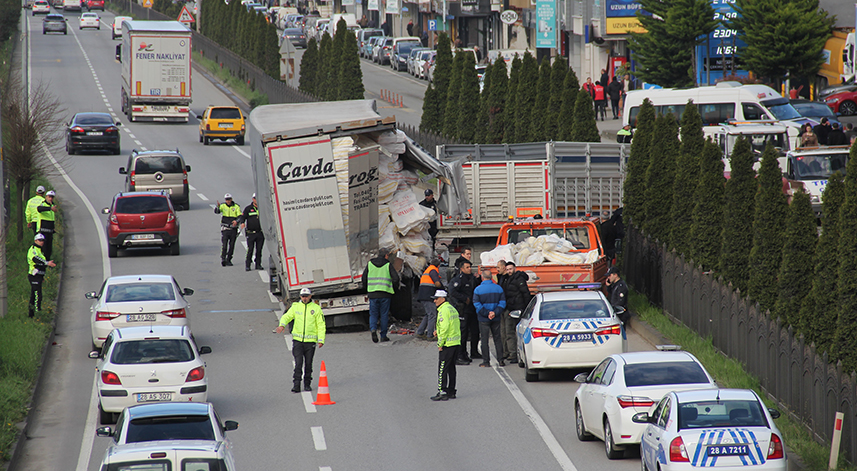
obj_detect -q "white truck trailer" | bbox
[118,21,192,123]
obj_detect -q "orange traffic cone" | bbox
[312,361,336,405]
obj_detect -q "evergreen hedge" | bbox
[689,140,725,271]
[457,53,480,142]
[670,102,703,256]
[719,137,756,293]
[443,51,466,139]
[622,99,655,226]
[530,59,552,142]
[642,113,678,241]
[834,142,857,370]
[773,190,817,325]
[513,52,538,143]
[485,57,508,144]
[556,64,579,141]
[503,55,522,143]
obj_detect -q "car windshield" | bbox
[398,43,419,53]
[538,299,610,320]
[761,98,801,121]
[76,114,113,125]
[134,156,183,174]
[793,102,836,118]
[115,196,170,214]
[727,132,786,155]
[792,153,848,180]
[105,282,176,302]
[678,399,767,430]
[284,28,302,35]
[126,415,214,443]
[104,462,170,471]
[45,15,63,21]
[111,339,195,365]
[209,108,241,119]
[624,361,710,387]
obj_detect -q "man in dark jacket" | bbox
[449,260,478,364]
[827,122,849,146]
[607,77,623,119]
[814,118,831,146]
[500,262,531,363]
[473,269,506,367]
[362,248,401,343]
[604,266,629,324]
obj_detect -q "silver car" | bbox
[407,47,430,76]
[119,149,191,210]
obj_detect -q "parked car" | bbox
[101,191,181,257]
[197,105,245,145]
[636,389,786,470]
[415,50,434,79]
[32,0,50,15]
[406,47,430,75]
[92,326,210,424]
[363,35,384,59]
[373,37,393,64]
[280,27,307,48]
[98,440,237,471]
[357,28,383,57]
[823,89,857,116]
[119,149,191,210]
[87,274,194,348]
[79,11,100,29]
[573,350,718,459]
[42,13,67,35]
[86,0,104,10]
[313,18,330,40]
[818,76,857,100]
[96,402,238,445]
[790,98,839,128]
[390,38,421,70]
[66,112,121,155]
[112,15,131,40]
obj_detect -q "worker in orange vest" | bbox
[416,257,443,340]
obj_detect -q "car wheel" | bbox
[236,136,244,146]
[604,419,624,459]
[203,135,209,145]
[840,100,857,116]
[98,403,116,424]
[107,244,117,258]
[67,143,75,155]
[198,132,203,143]
[63,30,66,34]
[97,25,100,29]
[169,241,180,255]
[43,30,46,34]
[524,353,538,382]
[112,146,120,155]
[575,403,594,441]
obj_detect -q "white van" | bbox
[112,16,131,40]
[62,0,81,11]
[99,440,236,471]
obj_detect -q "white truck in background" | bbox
[248,100,469,327]
[117,21,192,123]
[783,145,850,217]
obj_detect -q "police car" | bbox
[511,285,627,382]
[634,389,786,470]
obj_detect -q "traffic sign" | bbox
[178,5,195,23]
[428,19,437,31]
[142,0,152,8]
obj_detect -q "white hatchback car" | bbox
[573,350,718,459]
[96,402,238,445]
[79,11,99,29]
[112,15,131,40]
[32,0,50,14]
[636,389,786,471]
[98,439,237,471]
[512,289,627,382]
[88,274,194,349]
[93,325,211,424]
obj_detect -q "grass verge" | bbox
[630,290,852,470]
[192,51,269,108]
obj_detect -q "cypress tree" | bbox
[622,98,655,227]
[570,89,600,142]
[299,38,319,96]
[443,51,466,139]
[747,143,788,312]
[420,85,440,133]
[457,53,480,143]
[486,57,508,144]
[251,14,267,73]
[473,60,493,144]
[338,24,365,99]
[530,58,552,142]
[546,58,567,141]
[317,34,334,100]
[670,102,704,257]
[689,140,725,271]
[329,19,349,100]
[226,0,243,50]
[237,10,251,56]
[772,189,817,325]
[834,142,857,370]
[264,21,280,79]
[431,33,453,128]
[557,66,580,141]
[800,172,844,354]
[719,137,756,293]
[642,113,678,241]
[503,55,522,143]
[513,52,538,143]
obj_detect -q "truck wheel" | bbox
[169,241,180,256]
[99,404,116,424]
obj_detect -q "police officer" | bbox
[26,186,46,237]
[431,290,460,401]
[605,266,629,324]
[215,193,241,266]
[36,190,58,261]
[419,189,439,251]
[238,193,265,271]
[276,288,326,393]
[448,259,477,364]
[28,233,56,318]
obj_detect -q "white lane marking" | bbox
[283,333,293,351]
[134,140,142,145]
[240,240,248,251]
[302,392,317,413]
[492,360,578,471]
[311,427,327,451]
[232,146,251,158]
[320,467,332,471]
[29,15,112,471]
[268,291,278,304]
[197,193,209,201]
[128,133,136,139]
[140,147,148,151]
[189,185,197,190]
[259,271,268,283]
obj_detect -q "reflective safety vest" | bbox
[26,195,45,224]
[218,203,242,218]
[436,302,461,347]
[27,244,47,276]
[36,200,56,232]
[279,300,326,344]
[420,265,439,286]
[367,262,394,294]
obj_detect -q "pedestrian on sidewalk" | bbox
[431,290,461,401]
[362,247,400,343]
[276,288,326,393]
[473,268,506,367]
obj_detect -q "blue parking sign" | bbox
[428,19,437,31]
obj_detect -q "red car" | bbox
[85,0,104,9]
[823,90,857,116]
[102,191,180,258]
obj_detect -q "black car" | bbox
[66,112,121,155]
[43,14,67,35]
[818,76,857,100]
[790,99,841,128]
[281,28,307,48]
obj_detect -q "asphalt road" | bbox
[14,10,654,471]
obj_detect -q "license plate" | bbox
[131,234,155,240]
[707,445,749,456]
[151,106,169,111]
[127,314,157,322]
[218,123,232,128]
[561,333,593,342]
[86,131,103,136]
[137,392,172,402]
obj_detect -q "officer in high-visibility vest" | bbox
[362,247,400,343]
[238,193,265,271]
[276,287,326,393]
[214,193,241,266]
[36,190,58,261]
[28,233,56,318]
[431,290,461,401]
[26,185,46,237]
[416,257,443,340]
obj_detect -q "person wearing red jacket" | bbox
[593,81,607,121]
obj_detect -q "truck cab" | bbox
[708,121,791,174]
[784,146,850,217]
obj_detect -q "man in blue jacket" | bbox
[472,268,506,367]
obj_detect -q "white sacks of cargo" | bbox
[481,235,600,267]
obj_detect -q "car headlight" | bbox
[827,98,841,103]
[810,195,821,203]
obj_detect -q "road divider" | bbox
[380,89,404,108]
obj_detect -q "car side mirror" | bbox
[768,408,781,419]
[183,288,194,296]
[85,291,97,299]
[96,426,114,437]
[118,167,126,174]
[509,310,521,319]
[88,350,100,359]
[631,412,652,424]
[574,372,589,383]
[185,165,192,172]
[101,207,110,214]
[224,420,239,431]
[198,346,212,354]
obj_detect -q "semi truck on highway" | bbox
[248,100,469,327]
[117,21,192,123]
